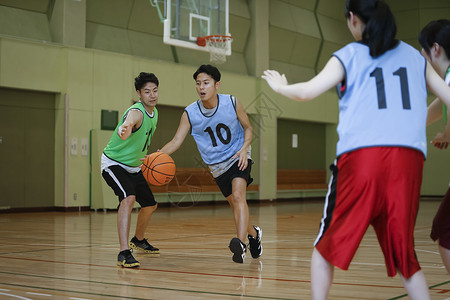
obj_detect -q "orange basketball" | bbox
[141,152,176,186]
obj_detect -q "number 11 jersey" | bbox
[334,41,427,158]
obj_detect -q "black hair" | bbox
[345,0,397,57]
[134,72,159,91]
[418,19,450,59]
[193,64,221,82]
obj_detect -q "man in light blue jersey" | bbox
[160,65,262,263]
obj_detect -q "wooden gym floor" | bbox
[0,199,448,299]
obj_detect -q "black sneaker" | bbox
[229,237,246,263]
[129,236,160,254]
[117,249,140,268]
[248,225,263,259]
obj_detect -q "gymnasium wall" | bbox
[277,119,325,170]
[0,0,449,209]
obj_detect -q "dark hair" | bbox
[418,19,450,59]
[193,64,221,82]
[134,72,159,91]
[345,0,397,57]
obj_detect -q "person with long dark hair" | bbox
[262,0,450,299]
[419,19,450,275]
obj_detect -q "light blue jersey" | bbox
[185,94,245,165]
[334,41,427,158]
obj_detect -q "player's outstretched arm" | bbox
[117,109,143,140]
[427,98,443,126]
[160,111,190,155]
[425,61,450,148]
[233,99,253,171]
[261,56,345,101]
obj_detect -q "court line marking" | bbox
[0,240,446,299]
[1,272,448,300]
[0,282,295,300]
[388,280,450,300]
[0,253,446,285]
[0,266,418,291]
[0,291,32,300]
[26,291,52,296]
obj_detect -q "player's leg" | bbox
[102,165,140,267]
[134,204,157,240]
[311,248,334,300]
[228,177,262,261]
[226,180,249,263]
[117,195,136,251]
[439,245,450,274]
[116,195,140,267]
[129,205,159,254]
[399,270,430,300]
[130,175,159,254]
[225,193,255,236]
[380,148,429,298]
[225,193,256,237]
[313,149,383,296]
[217,159,259,262]
[431,187,450,274]
[228,177,250,242]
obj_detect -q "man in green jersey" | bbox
[102,72,160,268]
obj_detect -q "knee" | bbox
[230,193,245,205]
[120,195,136,208]
[141,203,157,212]
[149,203,158,212]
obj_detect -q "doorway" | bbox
[0,88,55,209]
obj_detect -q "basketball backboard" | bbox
[161,0,231,55]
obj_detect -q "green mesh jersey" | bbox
[103,102,158,167]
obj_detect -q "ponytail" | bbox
[346,0,397,57]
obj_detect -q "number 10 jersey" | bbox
[185,94,245,165]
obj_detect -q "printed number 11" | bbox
[370,67,411,110]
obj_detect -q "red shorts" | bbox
[430,186,450,249]
[314,147,424,278]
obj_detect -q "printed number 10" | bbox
[370,67,411,110]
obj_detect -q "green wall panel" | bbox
[0,39,62,92]
[277,119,326,169]
[86,22,132,55]
[0,5,51,41]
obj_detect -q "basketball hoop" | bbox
[197,35,233,64]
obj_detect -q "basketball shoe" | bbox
[129,236,160,254]
[117,249,140,268]
[248,225,263,258]
[229,237,246,263]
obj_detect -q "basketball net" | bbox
[197,35,233,64]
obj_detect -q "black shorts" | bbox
[214,159,253,198]
[102,165,157,207]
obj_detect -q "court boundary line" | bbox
[0,278,294,300]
